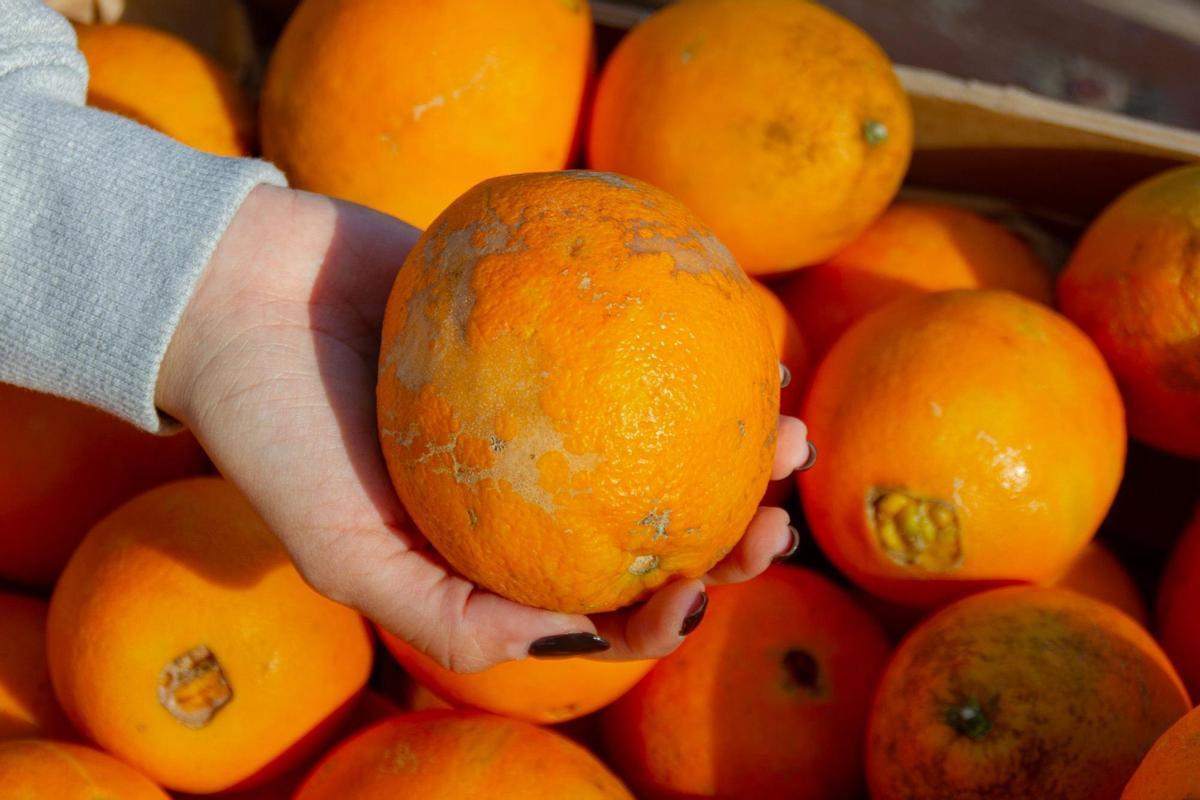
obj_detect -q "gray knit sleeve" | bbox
[0,0,287,431]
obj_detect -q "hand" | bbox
[157,184,813,673]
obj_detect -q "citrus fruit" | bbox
[1154,503,1200,698]
[377,171,779,613]
[0,592,73,741]
[589,0,912,273]
[1121,705,1200,799]
[0,739,168,800]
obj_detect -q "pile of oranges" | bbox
[3,0,1199,798]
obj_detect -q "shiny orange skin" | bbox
[800,290,1126,607]
[602,566,891,799]
[261,0,591,229]
[1155,504,1200,699]
[0,739,168,799]
[780,202,1054,360]
[75,23,254,156]
[0,384,208,588]
[1059,164,1200,458]
[295,710,634,799]
[46,478,373,793]
[1121,705,1200,799]
[1050,540,1148,626]
[379,629,654,724]
[377,171,779,613]
[868,587,1189,800]
[0,593,73,741]
[589,0,912,274]
[751,279,808,506]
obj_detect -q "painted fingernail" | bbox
[796,441,817,472]
[774,525,801,563]
[528,633,610,658]
[780,362,792,389]
[679,592,709,636]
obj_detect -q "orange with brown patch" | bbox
[867,586,1189,800]
[377,171,779,613]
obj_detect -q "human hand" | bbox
[157,184,813,672]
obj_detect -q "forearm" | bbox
[0,0,286,430]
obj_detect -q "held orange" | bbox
[867,587,1189,800]
[377,171,779,613]
[75,22,254,156]
[780,201,1054,359]
[603,566,891,799]
[46,477,373,793]
[0,739,168,800]
[589,0,912,274]
[1121,705,1200,799]
[261,0,591,229]
[0,384,208,589]
[295,710,633,799]
[0,593,73,741]
[379,629,654,724]
[1059,163,1200,458]
[800,290,1125,607]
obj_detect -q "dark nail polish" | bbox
[774,525,801,563]
[780,362,792,389]
[796,441,817,472]
[679,592,709,636]
[528,633,610,658]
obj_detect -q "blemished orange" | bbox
[0,593,73,741]
[379,629,655,724]
[1154,504,1200,699]
[751,279,808,506]
[75,22,254,156]
[603,566,891,799]
[588,0,912,274]
[261,0,591,229]
[46,477,373,794]
[0,383,208,589]
[800,290,1125,607]
[377,171,779,613]
[780,202,1054,359]
[1059,164,1200,458]
[1049,540,1148,625]
[867,587,1189,800]
[0,739,168,800]
[294,710,634,799]
[1121,705,1200,799]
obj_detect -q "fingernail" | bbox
[796,441,817,472]
[774,525,801,563]
[780,362,792,389]
[679,592,709,636]
[528,633,610,658]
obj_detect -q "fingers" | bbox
[703,505,795,586]
[588,578,708,662]
[773,415,812,479]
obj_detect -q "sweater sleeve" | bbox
[0,0,287,431]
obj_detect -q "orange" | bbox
[0,739,168,800]
[751,279,808,506]
[261,0,591,229]
[1049,540,1147,625]
[800,289,1125,607]
[0,384,208,588]
[588,0,912,274]
[295,710,633,799]
[1059,164,1200,458]
[75,22,254,156]
[1121,705,1200,799]
[867,586,1190,800]
[46,477,373,793]
[602,566,891,799]
[780,201,1054,359]
[1154,503,1200,699]
[0,593,73,740]
[380,628,654,724]
[377,171,779,613]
